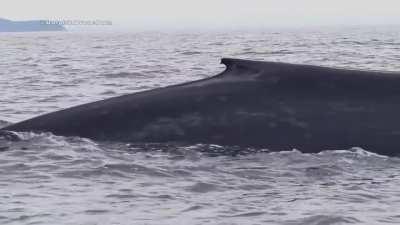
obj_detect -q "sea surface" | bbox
[0,26,400,225]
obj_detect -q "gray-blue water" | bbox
[1,26,400,225]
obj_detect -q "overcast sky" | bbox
[2,0,400,30]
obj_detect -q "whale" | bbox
[2,58,400,156]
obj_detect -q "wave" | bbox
[0,120,12,129]
[0,130,394,160]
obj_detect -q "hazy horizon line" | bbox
[2,17,400,33]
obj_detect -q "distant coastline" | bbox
[0,18,65,32]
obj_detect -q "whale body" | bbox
[2,58,400,156]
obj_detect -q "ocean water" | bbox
[1,26,400,225]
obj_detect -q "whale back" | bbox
[218,58,400,95]
[3,58,400,156]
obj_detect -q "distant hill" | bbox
[0,18,65,32]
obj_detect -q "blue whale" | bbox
[2,58,400,156]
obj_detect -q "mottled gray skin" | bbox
[3,58,400,156]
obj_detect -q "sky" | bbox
[1,0,400,30]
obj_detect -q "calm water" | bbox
[1,26,400,225]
